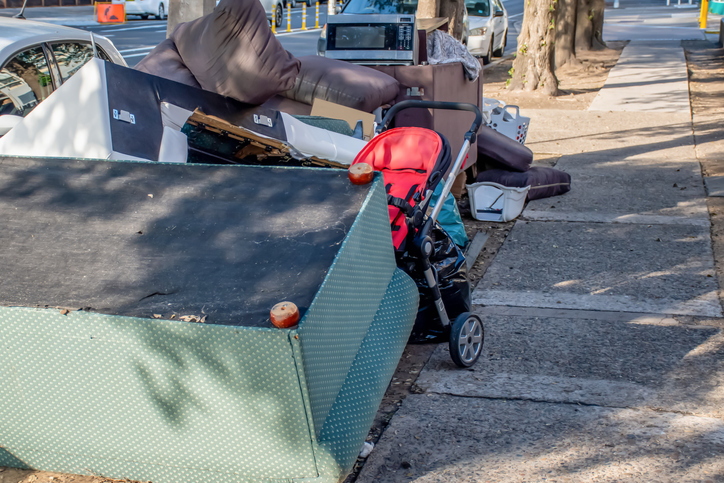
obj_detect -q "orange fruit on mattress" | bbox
[349,163,374,185]
[270,301,300,328]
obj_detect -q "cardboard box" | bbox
[311,98,376,141]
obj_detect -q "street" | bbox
[81,5,331,65]
[0,0,523,66]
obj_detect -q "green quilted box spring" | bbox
[0,157,419,483]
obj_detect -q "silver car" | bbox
[0,17,125,132]
[465,0,507,64]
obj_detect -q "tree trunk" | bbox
[509,0,559,95]
[418,0,465,40]
[439,0,466,40]
[575,0,606,51]
[591,0,606,48]
[417,0,439,20]
[554,0,580,70]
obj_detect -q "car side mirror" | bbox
[335,5,341,13]
[493,9,504,17]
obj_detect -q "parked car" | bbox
[114,0,168,20]
[317,0,469,56]
[0,17,126,135]
[465,0,507,64]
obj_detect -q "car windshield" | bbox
[465,0,490,16]
[342,0,418,15]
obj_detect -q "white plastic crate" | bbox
[466,181,530,222]
[487,104,530,145]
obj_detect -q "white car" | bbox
[466,0,507,64]
[115,0,168,20]
[0,17,126,135]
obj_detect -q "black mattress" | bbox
[0,157,368,327]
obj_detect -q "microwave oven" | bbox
[324,14,418,66]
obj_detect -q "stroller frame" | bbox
[373,100,484,367]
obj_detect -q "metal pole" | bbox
[272,7,276,33]
[328,0,334,16]
[286,1,291,32]
[302,2,306,30]
[315,1,319,28]
[700,0,709,27]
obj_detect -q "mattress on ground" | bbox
[0,156,420,483]
[0,157,369,326]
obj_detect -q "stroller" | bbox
[351,101,484,368]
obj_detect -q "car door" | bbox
[0,45,56,118]
[492,0,505,39]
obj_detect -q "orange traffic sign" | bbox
[96,3,126,24]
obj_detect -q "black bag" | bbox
[397,225,471,344]
[476,167,572,201]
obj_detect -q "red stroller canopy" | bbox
[353,127,451,249]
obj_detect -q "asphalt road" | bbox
[79,6,329,65]
[1,0,524,66]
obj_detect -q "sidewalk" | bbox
[355,13,724,483]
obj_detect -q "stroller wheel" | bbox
[449,313,484,368]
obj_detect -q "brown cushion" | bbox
[171,0,301,105]
[282,56,399,112]
[134,38,201,89]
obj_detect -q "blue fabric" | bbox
[429,184,469,247]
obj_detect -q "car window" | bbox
[50,42,97,83]
[343,0,418,15]
[0,46,54,117]
[465,0,490,16]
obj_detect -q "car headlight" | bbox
[469,27,487,36]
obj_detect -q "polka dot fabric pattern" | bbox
[0,309,317,482]
[314,269,419,478]
[0,172,417,483]
[297,176,397,439]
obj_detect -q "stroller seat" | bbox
[352,127,452,250]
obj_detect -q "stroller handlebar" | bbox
[377,101,483,143]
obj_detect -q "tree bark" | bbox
[554,0,580,70]
[509,0,559,95]
[438,0,466,40]
[575,0,606,51]
[591,0,606,48]
[418,0,465,40]
[417,0,439,20]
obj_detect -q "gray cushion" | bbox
[171,0,301,105]
[282,56,399,112]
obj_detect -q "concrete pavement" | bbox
[357,11,724,483]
